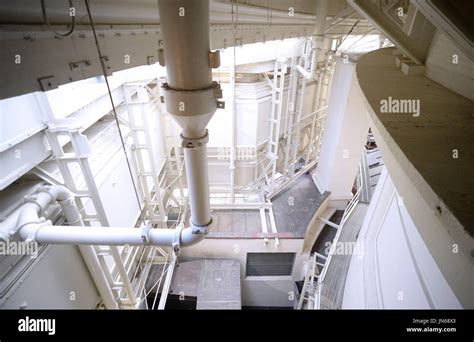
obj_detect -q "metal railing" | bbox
[298,161,363,309]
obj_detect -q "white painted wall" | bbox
[1,245,99,309]
[343,167,463,309]
[206,77,316,188]
[181,238,306,307]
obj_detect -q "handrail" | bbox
[299,160,363,309]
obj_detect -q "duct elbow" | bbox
[180,227,207,247]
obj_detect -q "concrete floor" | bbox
[187,174,328,238]
[271,173,329,238]
[145,259,241,310]
[357,47,474,236]
[207,210,262,237]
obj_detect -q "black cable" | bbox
[41,0,76,38]
[335,19,360,53]
[84,0,145,223]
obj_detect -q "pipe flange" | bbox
[180,130,209,149]
[190,217,212,235]
[161,81,222,117]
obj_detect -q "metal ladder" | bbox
[288,39,313,177]
[282,53,299,179]
[124,83,167,226]
[145,81,185,207]
[45,121,137,308]
[261,58,287,192]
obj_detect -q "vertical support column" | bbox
[229,44,236,203]
[312,58,369,208]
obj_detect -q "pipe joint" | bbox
[18,219,51,242]
[161,81,223,117]
[190,216,212,235]
[23,195,44,215]
[181,130,209,148]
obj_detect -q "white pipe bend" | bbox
[4,184,205,249]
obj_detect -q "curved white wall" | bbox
[343,167,463,309]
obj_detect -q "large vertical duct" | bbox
[158,0,222,233]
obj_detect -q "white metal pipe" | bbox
[9,185,205,248]
[158,0,212,90]
[18,224,204,247]
[310,0,329,78]
[184,145,212,229]
[158,0,218,233]
[4,185,119,309]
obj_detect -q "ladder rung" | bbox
[75,193,92,198]
[58,155,82,161]
[82,216,101,221]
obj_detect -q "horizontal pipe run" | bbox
[3,184,206,251]
[18,224,204,247]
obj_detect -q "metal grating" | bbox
[246,253,295,277]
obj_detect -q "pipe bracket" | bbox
[172,223,185,254]
[141,221,153,245]
[161,81,223,117]
[208,50,221,69]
